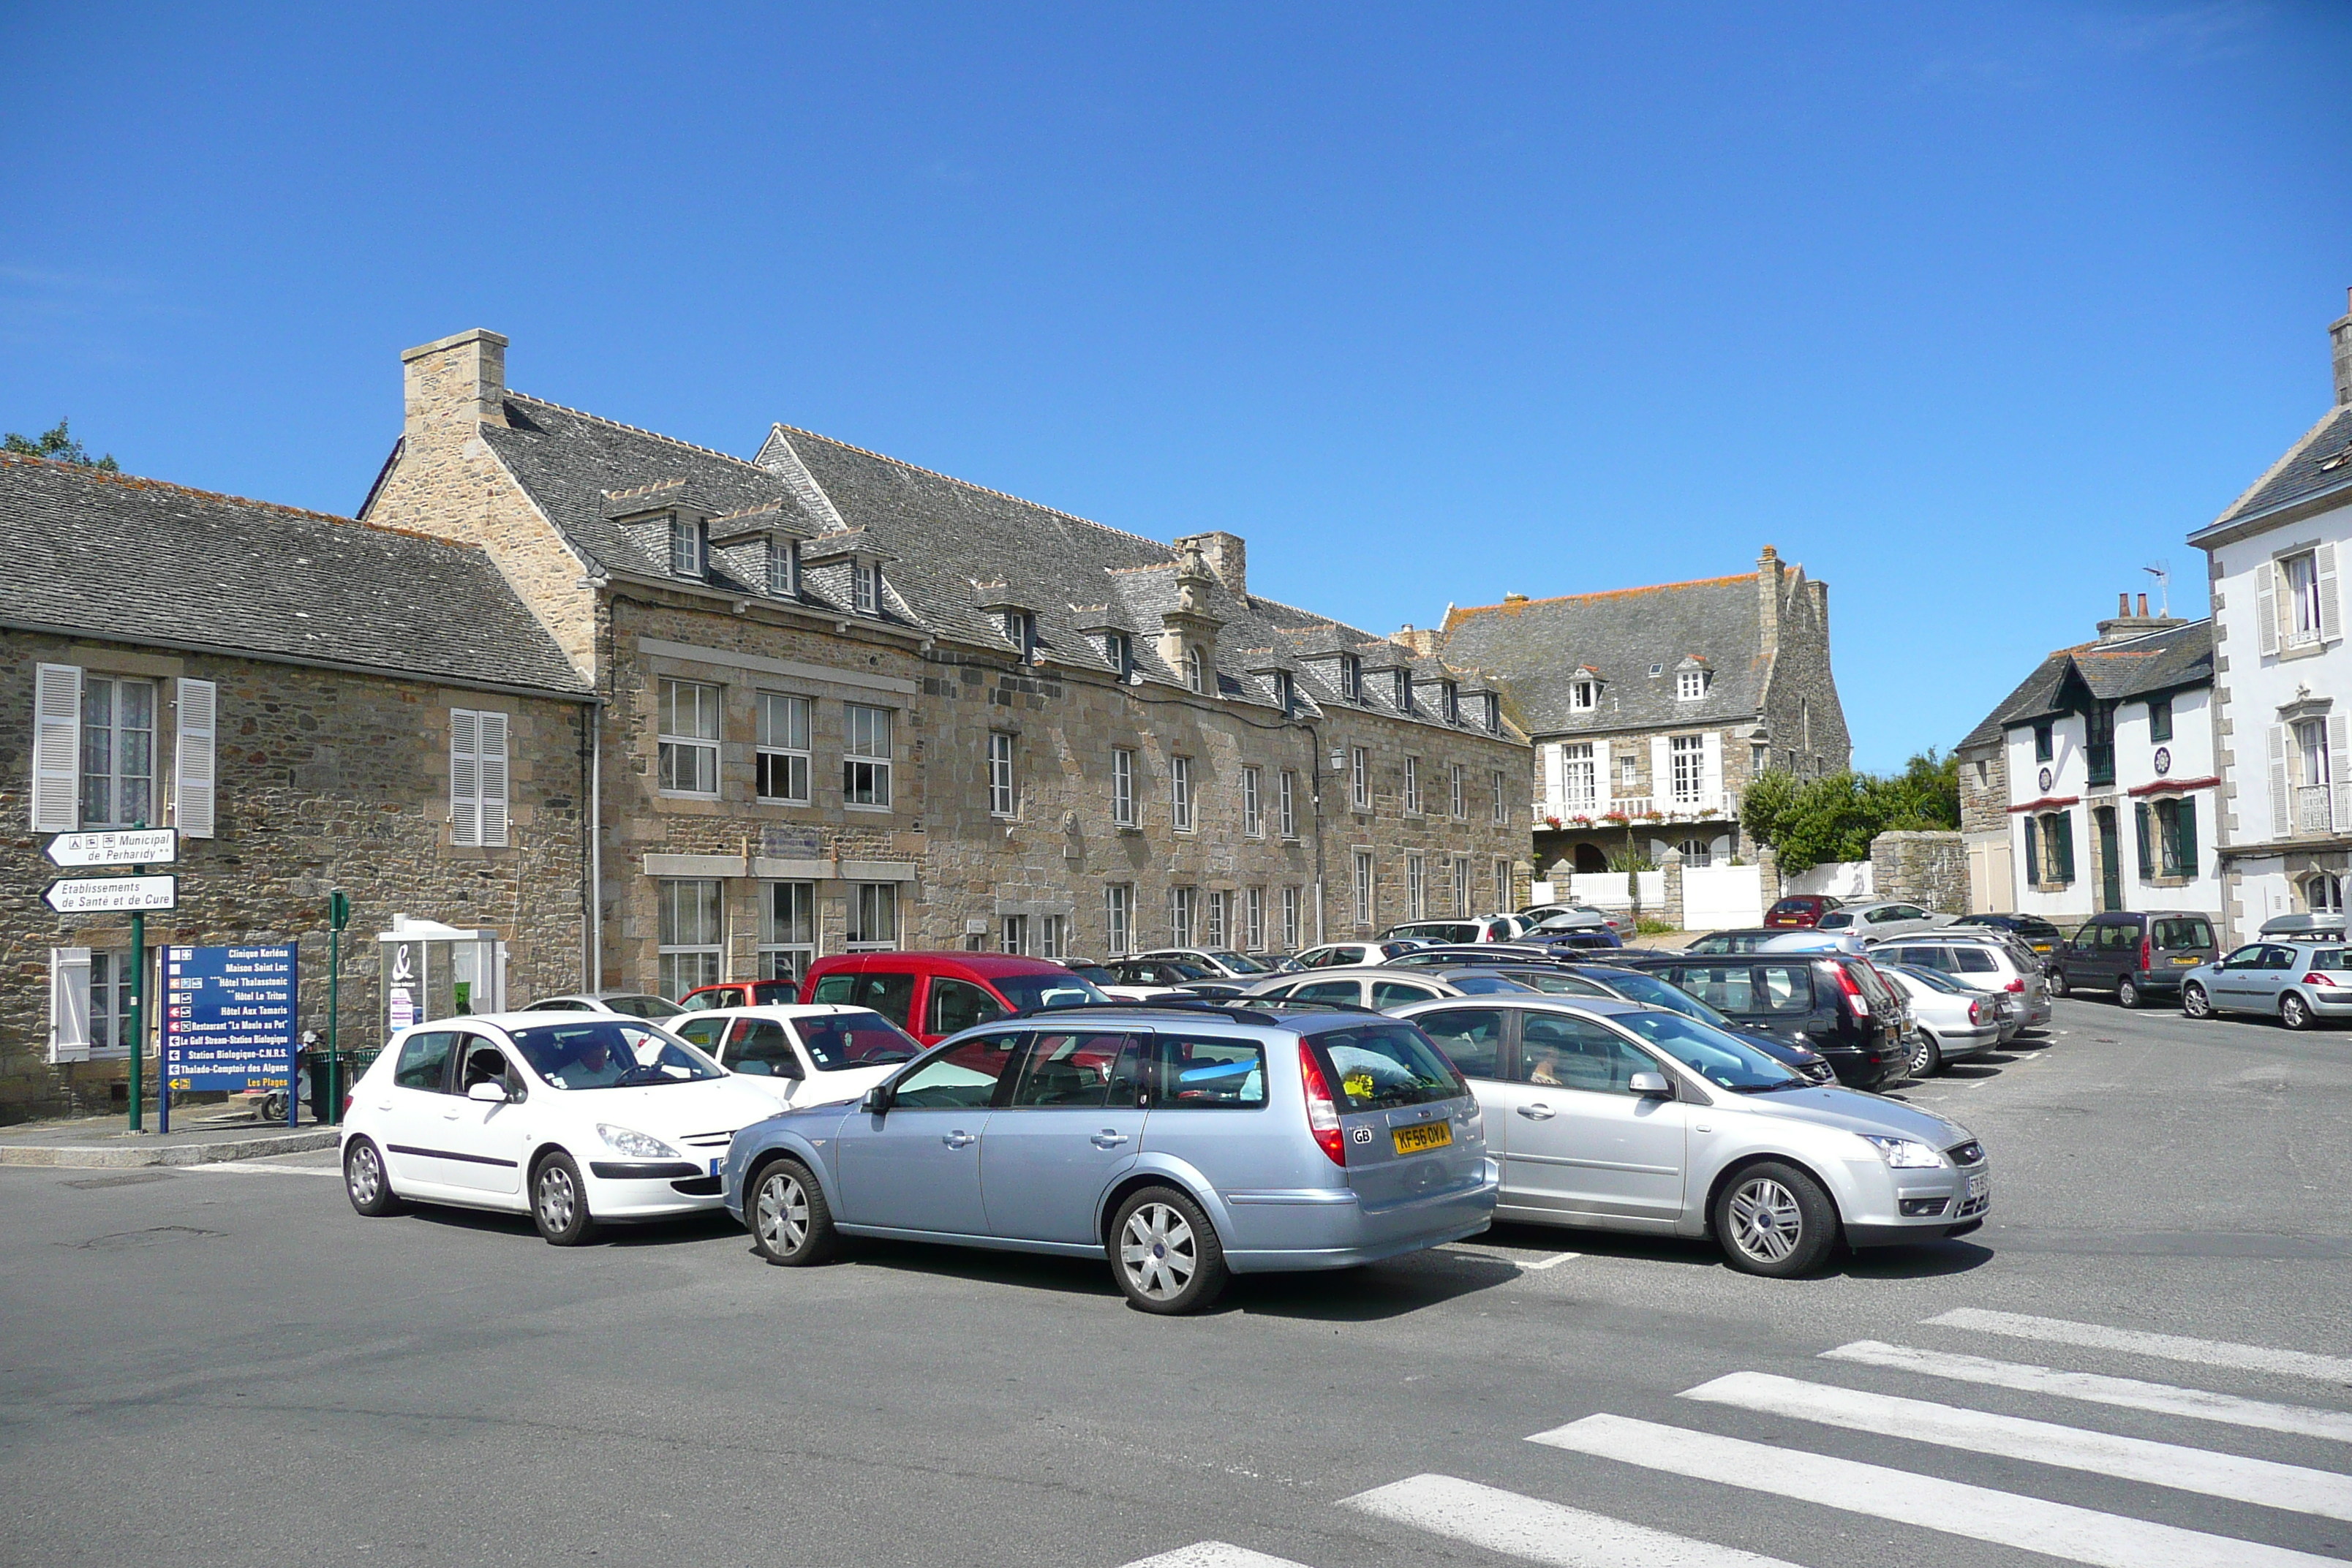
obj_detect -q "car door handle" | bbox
[942,1131,977,1149]
[1517,1103,1556,1120]
[1090,1131,1130,1148]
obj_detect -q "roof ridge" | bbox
[1448,571,1759,622]
[2210,405,2346,526]
[508,392,777,476]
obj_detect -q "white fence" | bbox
[1566,871,1665,913]
[1682,864,1765,930]
[1784,860,1874,900]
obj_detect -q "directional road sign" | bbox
[43,875,178,914]
[44,829,179,868]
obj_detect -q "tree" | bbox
[1740,750,1961,874]
[4,418,117,472]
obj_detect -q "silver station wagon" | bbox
[721,1001,1499,1313]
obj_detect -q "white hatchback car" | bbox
[665,1004,923,1109]
[341,1011,792,1245]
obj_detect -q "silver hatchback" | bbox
[721,1002,1497,1313]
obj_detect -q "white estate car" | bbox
[1876,963,2000,1078]
[340,1011,791,1245]
[665,1004,923,1109]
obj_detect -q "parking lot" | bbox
[4,995,2349,1568]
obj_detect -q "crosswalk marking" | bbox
[1927,1307,2352,1384]
[1120,1545,1312,1567]
[1531,1411,2342,1568]
[1823,1339,2352,1444]
[1681,1370,2352,1522]
[1342,1473,1801,1567]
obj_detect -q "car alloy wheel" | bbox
[2117,977,2141,1010]
[2182,982,2212,1019]
[757,1169,809,1255]
[1907,1030,1941,1078]
[1121,1202,1197,1302]
[1727,1177,1803,1263]
[2282,992,2313,1031]
[1712,1159,1838,1277]
[2047,970,2069,998]
[750,1158,838,1265]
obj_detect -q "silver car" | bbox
[721,1002,1498,1313]
[1243,966,1537,1008]
[1877,964,2000,1077]
[1388,995,1990,1275]
[1817,900,1953,940]
[2181,941,2352,1030]
[1866,935,2050,1037]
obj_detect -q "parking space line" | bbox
[1343,1473,1800,1567]
[1120,1543,1314,1567]
[1926,1308,2352,1384]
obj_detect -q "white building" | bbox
[2190,292,2352,941]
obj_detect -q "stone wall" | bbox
[1957,741,2008,837]
[1869,829,1968,913]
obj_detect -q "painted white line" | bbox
[1517,1251,1582,1270]
[1683,1371,2352,1522]
[1823,1340,2352,1445]
[1120,1545,1313,1568]
[1343,1472,1800,1567]
[1531,1413,2337,1568]
[1927,1308,2352,1384]
[183,1161,339,1176]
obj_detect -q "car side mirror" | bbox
[1628,1071,1674,1100]
[861,1086,890,1116]
[467,1079,510,1104]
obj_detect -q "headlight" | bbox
[1861,1134,1945,1169]
[597,1124,680,1160]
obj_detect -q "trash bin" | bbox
[301,1048,382,1124]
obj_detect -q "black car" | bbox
[1489,965,1837,1085]
[2048,911,2220,1007]
[1605,950,1904,1090]
[1949,912,2066,966]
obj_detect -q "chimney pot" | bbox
[2138,592,2149,617]
[2119,592,2131,617]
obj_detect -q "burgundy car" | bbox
[1764,894,1843,930]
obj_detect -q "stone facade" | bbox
[1868,830,1968,914]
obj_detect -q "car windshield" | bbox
[1611,1011,1802,1093]
[1588,968,1733,1028]
[1313,1023,1468,1111]
[601,995,680,1019]
[1448,973,1535,995]
[992,973,1112,1011]
[1208,951,1273,974]
[1067,965,1116,984]
[509,1021,723,1088]
[798,1009,924,1070]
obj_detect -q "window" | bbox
[1245,888,1265,951]
[1395,669,1413,711]
[1039,913,1067,959]
[1451,856,1470,915]
[2025,810,2075,886]
[2308,875,2344,916]
[1414,1009,1505,1080]
[759,881,815,980]
[894,1031,1017,1106]
[1492,768,1509,824]
[1482,692,1501,734]
[668,516,704,576]
[1678,668,1709,701]
[1183,647,1205,694]
[448,708,510,848]
[1003,608,1032,659]
[810,968,917,1030]
[767,538,799,597]
[1242,766,1263,836]
[1150,1034,1267,1109]
[1278,770,1298,837]
[999,913,1028,955]
[1404,757,1422,815]
[988,732,1017,818]
[1011,1031,1147,1109]
[1102,630,1130,679]
[1449,763,1465,818]
[657,679,720,797]
[1441,683,1460,724]
[1519,1011,1659,1094]
[1171,754,1194,832]
[1670,734,1705,804]
[88,949,134,1056]
[1751,742,1769,774]
[755,693,811,804]
[1106,883,1134,957]
[1406,853,1427,919]
[854,559,880,615]
[1281,886,1301,949]
[79,676,155,828]
[393,1030,457,1092]
[1205,890,1227,947]
[847,883,897,950]
[1112,748,1137,826]
[1351,747,1370,810]
[1561,743,1595,810]
[1570,680,1596,712]
[2136,797,2198,880]
[843,704,893,808]
[1619,754,1638,788]
[1678,837,1712,868]
[2034,722,2054,764]
[2148,696,2173,744]
[1493,856,1510,902]
[2086,701,2116,788]
[1353,850,1374,927]
[1273,671,1294,712]
[2283,551,2324,648]
[656,878,724,1000]
[1169,886,1196,947]
[1340,653,1362,701]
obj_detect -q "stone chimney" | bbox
[1392,625,1439,657]
[1756,546,1784,659]
[1174,531,1246,603]
[2097,588,2187,644]
[402,328,509,445]
[2333,287,2352,406]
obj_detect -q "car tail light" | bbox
[2005,976,2024,992]
[2306,973,2337,987]
[1820,960,1869,1017]
[1967,1000,1982,1024]
[340,1091,353,1119]
[2140,937,2153,972]
[1298,1041,1346,1166]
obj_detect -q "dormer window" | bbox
[1274,671,1294,712]
[1340,654,1362,702]
[668,516,704,577]
[1393,669,1411,711]
[1183,647,1205,694]
[1482,692,1501,734]
[854,559,879,615]
[1677,668,1710,701]
[767,538,799,597]
[1570,679,1597,712]
[1102,630,1130,680]
[1441,682,1459,724]
[1003,608,1033,660]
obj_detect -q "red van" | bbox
[797,952,1107,1045]
[676,979,802,1013]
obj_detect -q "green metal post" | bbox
[328,927,342,1123]
[127,819,148,1132]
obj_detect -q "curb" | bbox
[0,1129,340,1169]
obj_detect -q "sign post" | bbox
[44,827,180,1133]
[162,945,298,1127]
[327,891,350,1124]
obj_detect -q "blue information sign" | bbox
[162,944,298,1093]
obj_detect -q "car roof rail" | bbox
[1194,995,1387,1018]
[1005,999,1233,1021]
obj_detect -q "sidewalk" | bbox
[0,1111,339,1169]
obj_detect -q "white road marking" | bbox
[1683,1370,2352,1521]
[1517,1250,1582,1270]
[1531,1413,2338,1568]
[1823,1339,2352,1444]
[1927,1308,2352,1384]
[1120,1545,1313,1568]
[1343,1472,1801,1567]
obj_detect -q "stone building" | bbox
[1431,547,1850,883]
[363,330,1529,995]
[5,455,595,1121]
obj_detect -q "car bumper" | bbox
[1221,1158,1500,1273]
[2305,987,2352,1017]
[1842,1157,1991,1245]
[1931,1023,1999,1059]
[584,1158,729,1219]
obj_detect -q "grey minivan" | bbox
[720,1002,1497,1313]
[2048,911,2220,1008]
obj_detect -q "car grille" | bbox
[1946,1141,1985,1166]
[1806,1062,1836,1083]
[1953,1190,1990,1218]
[679,1130,738,1150]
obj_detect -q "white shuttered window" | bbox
[173,678,216,837]
[49,947,91,1064]
[450,709,512,847]
[32,663,81,832]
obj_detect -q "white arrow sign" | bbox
[45,829,179,868]
[44,875,178,914]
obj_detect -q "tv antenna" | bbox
[2143,560,2169,618]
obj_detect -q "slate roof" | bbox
[1955,619,2212,751]
[0,456,591,696]
[1436,574,1767,736]
[2197,404,2352,540]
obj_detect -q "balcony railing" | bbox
[2297,785,2335,835]
[1537,791,1742,827]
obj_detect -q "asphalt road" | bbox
[4,996,2350,1568]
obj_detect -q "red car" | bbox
[676,979,802,1012]
[797,952,1107,1044]
[1764,894,1844,929]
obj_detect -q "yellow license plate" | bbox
[2172,955,2201,965]
[1393,1121,1453,1156]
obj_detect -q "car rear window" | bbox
[1817,912,1852,929]
[2152,918,2214,950]
[1953,947,1999,973]
[799,1010,922,1070]
[1311,1023,1468,1111]
[2307,949,2352,970]
[812,970,917,1030]
[1155,1034,1267,1108]
[1754,963,1815,1013]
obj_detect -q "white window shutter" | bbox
[1542,743,1561,816]
[2331,715,2350,831]
[477,711,510,848]
[32,663,80,833]
[450,709,480,848]
[2321,543,2343,644]
[173,678,217,838]
[50,948,91,1064]
[1649,735,1669,807]
[1594,744,1612,813]
[2258,562,2278,657]
[2269,724,2290,840]
[1701,731,1723,804]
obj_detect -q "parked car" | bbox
[2180,942,2352,1029]
[1099,957,1216,990]
[668,1005,924,1106]
[1763,894,1844,929]
[801,954,1107,1044]
[1949,912,2068,964]
[1487,965,1837,1085]
[341,1012,786,1244]
[1607,951,1906,1090]
[1173,979,1254,999]
[1381,916,1525,944]
[1245,966,1537,1009]
[1527,927,1626,951]
[1814,900,1952,940]
[1520,903,1629,937]
[1057,960,1182,1003]
[676,979,802,1012]
[1133,949,1284,979]
[1387,995,1990,1275]
[2046,911,2220,1009]
[1876,964,2001,1077]
[2259,913,2347,941]
[1383,943,1589,970]
[1295,940,1425,968]
[516,992,683,1020]
[722,1002,1499,1311]
[1866,935,2051,1037]
[1679,929,1789,956]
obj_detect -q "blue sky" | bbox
[6,3,2347,769]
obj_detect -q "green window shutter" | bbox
[2054,813,2076,883]
[2174,799,2199,878]
[2023,815,2040,885]
[2135,802,2153,881]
